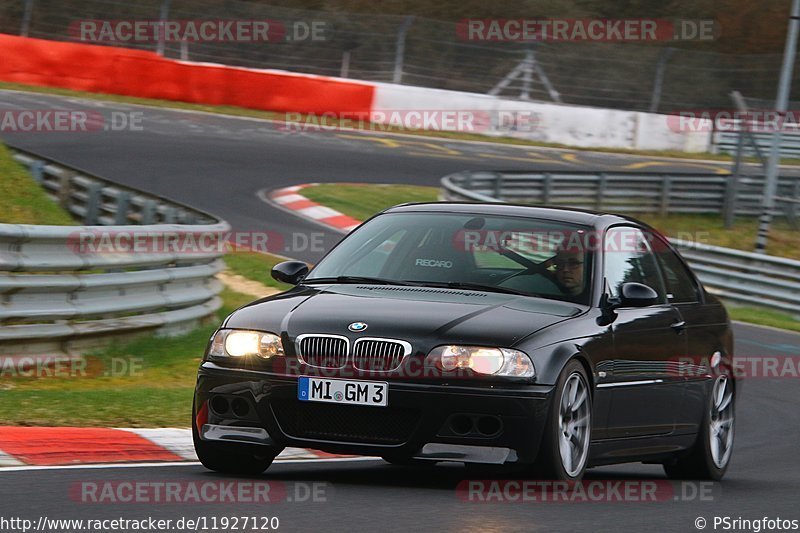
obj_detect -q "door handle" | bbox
[671,320,686,333]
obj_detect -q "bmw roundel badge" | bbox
[348,322,368,332]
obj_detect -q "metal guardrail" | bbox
[713,129,800,159]
[11,149,217,226]
[440,170,800,222]
[1,147,230,355]
[671,239,800,315]
[441,171,800,316]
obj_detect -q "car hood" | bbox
[224,284,583,348]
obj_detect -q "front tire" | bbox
[532,360,592,480]
[664,374,734,481]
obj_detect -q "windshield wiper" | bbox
[407,280,529,296]
[302,276,415,286]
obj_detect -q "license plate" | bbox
[297,377,388,407]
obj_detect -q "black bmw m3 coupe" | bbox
[193,203,735,481]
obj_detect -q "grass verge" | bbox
[0,142,74,225]
[0,248,292,428]
[301,183,438,222]
[223,251,293,291]
[0,287,262,427]
[727,306,800,334]
[5,81,796,164]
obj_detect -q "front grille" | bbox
[297,335,348,368]
[353,338,409,372]
[271,399,420,444]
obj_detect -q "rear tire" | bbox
[664,374,734,481]
[531,359,592,480]
[192,401,283,475]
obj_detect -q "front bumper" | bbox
[195,362,554,464]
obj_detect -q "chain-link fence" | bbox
[1,0,796,113]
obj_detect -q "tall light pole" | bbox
[755,0,800,253]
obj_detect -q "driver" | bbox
[551,250,587,301]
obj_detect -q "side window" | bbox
[603,227,667,303]
[649,235,701,303]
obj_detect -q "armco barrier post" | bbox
[493,174,504,200]
[30,160,44,183]
[542,173,553,204]
[115,191,132,225]
[660,175,671,217]
[596,173,607,211]
[84,182,103,225]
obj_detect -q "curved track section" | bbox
[1,89,799,532]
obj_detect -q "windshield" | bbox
[305,212,594,305]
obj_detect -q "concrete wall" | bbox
[371,82,713,152]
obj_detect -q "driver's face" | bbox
[554,252,585,295]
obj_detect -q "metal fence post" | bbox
[20,0,33,37]
[724,130,746,228]
[660,175,672,216]
[649,47,676,113]
[755,0,800,253]
[340,50,351,78]
[156,0,171,56]
[393,16,415,84]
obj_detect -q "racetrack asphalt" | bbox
[1,89,799,532]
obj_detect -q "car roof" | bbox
[382,201,641,230]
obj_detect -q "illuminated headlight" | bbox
[426,345,535,378]
[208,330,284,359]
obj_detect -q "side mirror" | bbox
[271,261,309,285]
[618,282,659,307]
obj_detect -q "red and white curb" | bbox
[0,427,352,467]
[269,184,362,233]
